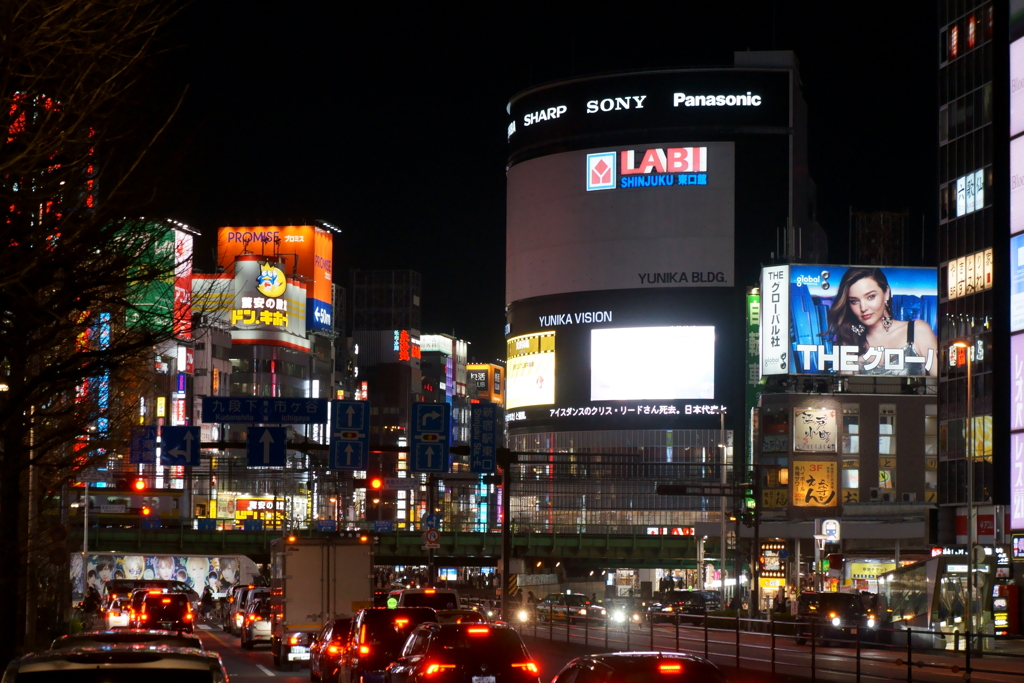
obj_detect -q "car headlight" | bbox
[579,609,586,616]
[612,611,625,623]
[867,618,876,628]
[517,610,529,622]
[831,617,841,627]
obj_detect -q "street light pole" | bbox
[953,341,975,646]
[720,408,728,607]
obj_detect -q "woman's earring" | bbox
[851,323,865,336]
[882,300,894,331]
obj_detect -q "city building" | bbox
[503,51,825,599]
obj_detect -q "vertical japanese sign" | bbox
[759,265,790,375]
[1013,334,1024,530]
[1013,433,1024,530]
[470,402,501,473]
[791,460,838,508]
[793,408,838,453]
[745,288,761,484]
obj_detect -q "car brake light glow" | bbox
[359,645,370,655]
[424,589,436,594]
[161,598,172,603]
[327,641,342,655]
[148,590,162,595]
[140,614,149,621]
[394,618,410,628]
[184,613,193,622]
[466,627,489,635]
[659,663,684,673]
[289,636,300,645]
[425,663,456,676]
[512,662,539,674]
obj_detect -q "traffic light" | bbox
[740,510,755,528]
[826,553,845,571]
[353,476,385,490]
[728,510,738,523]
[141,506,151,516]
[132,478,146,492]
[369,477,384,491]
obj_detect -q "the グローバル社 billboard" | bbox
[217,225,334,333]
[504,288,741,432]
[761,265,938,376]
[506,142,734,302]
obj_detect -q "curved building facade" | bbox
[504,52,825,536]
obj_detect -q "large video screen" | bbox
[506,141,735,303]
[591,326,714,400]
[504,288,741,432]
[761,265,938,377]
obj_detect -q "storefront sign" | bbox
[792,461,838,507]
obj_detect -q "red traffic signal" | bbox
[132,478,146,492]
[141,506,152,516]
[369,477,384,491]
[826,553,845,571]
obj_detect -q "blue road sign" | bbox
[330,400,370,470]
[247,426,287,467]
[410,402,450,473]
[160,426,200,466]
[317,520,338,532]
[201,397,329,424]
[470,403,502,473]
[129,426,158,464]
[373,520,394,533]
[424,513,441,530]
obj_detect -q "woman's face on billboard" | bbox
[847,277,887,327]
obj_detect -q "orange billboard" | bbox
[217,225,334,332]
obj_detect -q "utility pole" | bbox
[497,447,516,622]
[720,408,728,606]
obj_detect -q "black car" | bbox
[309,617,352,682]
[50,629,203,651]
[795,591,878,645]
[134,593,195,633]
[386,622,540,683]
[551,652,727,683]
[648,590,722,623]
[337,608,438,683]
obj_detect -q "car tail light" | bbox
[358,645,370,655]
[424,589,436,594]
[140,614,149,621]
[327,640,342,656]
[658,663,684,674]
[394,618,410,628]
[289,636,300,646]
[512,662,539,674]
[184,613,194,622]
[424,663,456,676]
[466,627,489,635]
[148,590,162,595]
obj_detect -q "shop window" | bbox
[878,466,895,490]
[879,404,896,455]
[841,469,859,490]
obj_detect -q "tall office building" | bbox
[937,2,1011,544]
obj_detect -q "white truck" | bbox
[269,535,374,671]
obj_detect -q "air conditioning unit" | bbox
[881,492,897,503]
[869,488,880,501]
[901,492,917,502]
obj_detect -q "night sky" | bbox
[144,3,937,363]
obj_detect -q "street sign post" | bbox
[383,477,417,490]
[423,528,441,549]
[160,426,200,466]
[201,397,329,424]
[129,426,158,464]
[247,427,287,467]
[410,402,450,473]
[373,520,394,533]
[424,513,441,530]
[470,402,501,473]
[330,400,370,470]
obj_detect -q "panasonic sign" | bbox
[673,92,761,107]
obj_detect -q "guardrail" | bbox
[511,605,1024,683]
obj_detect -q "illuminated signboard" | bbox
[759,542,786,578]
[217,225,334,333]
[586,146,707,191]
[793,408,837,453]
[791,460,838,508]
[645,527,695,536]
[230,256,309,352]
[955,169,985,217]
[762,265,938,376]
[947,248,993,300]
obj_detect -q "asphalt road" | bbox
[194,617,1024,683]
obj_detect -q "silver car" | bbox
[3,645,227,682]
[240,596,272,649]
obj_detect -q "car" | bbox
[309,617,352,682]
[133,592,196,633]
[795,591,878,646]
[603,598,648,627]
[390,588,460,610]
[337,608,439,683]
[550,652,727,683]
[241,594,273,650]
[535,592,606,624]
[3,646,228,683]
[238,586,269,637]
[103,597,131,629]
[386,622,540,683]
[433,610,486,624]
[103,579,198,604]
[648,590,722,623]
[50,629,204,651]
[226,585,255,635]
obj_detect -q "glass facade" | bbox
[937,2,997,506]
[508,429,732,532]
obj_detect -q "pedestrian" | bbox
[527,591,537,604]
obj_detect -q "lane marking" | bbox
[198,624,212,630]
[256,664,276,676]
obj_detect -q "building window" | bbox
[879,404,896,455]
[879,462,895,490]
[842,404,860,454]
[925,404,938,455]
[841,469,859,490]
